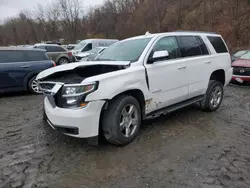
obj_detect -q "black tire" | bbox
[58,57,69,65]
[200,80,224,112]
[102,95,141,146]
[28,76,41,94]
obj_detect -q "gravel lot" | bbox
[0,85,250,188]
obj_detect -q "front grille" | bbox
[39,83,56,91]
[233,67,250,76]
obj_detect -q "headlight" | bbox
[61,82,98,108]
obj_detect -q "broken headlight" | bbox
[61,82,98,108]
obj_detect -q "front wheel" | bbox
[200,80,224,112]
[102,95,141,146]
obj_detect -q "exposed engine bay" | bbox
[39,64,128,84]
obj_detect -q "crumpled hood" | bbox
[36,61,130,80]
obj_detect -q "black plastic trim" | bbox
[147,95,204,117]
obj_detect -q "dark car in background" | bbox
[231,51,250,84]
[34,44,73,65]
[231,50,249,62]
[0,47,56,94]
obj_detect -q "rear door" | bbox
[0,50,33,89]
[176,36,211,98]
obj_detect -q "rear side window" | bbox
[45,46,66,52]
[0,51,26,63]
[207,36,228,53]
[0,50,49,63]
[177,36,202,57]
[25,51,49,61]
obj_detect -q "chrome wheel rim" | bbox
[210,86,222,108]
[31,79,41,93]
[120,104,139,138]
[59,59,68,65]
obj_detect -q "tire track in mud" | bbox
[1,86,250,188]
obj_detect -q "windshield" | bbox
[240,51,250,59]
[74,41,86,51]
[95,38,152,62]
[234,50,248,57]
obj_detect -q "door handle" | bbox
[178,65,186,70]
[205,61,211,64]
[21,65,30,68]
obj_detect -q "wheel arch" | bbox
[99,89,146,137]
[56,55,69,64]
[23,70,42,90]
[102,89,146,117]
[210,69,225,86]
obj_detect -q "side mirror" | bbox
[149,50,169,64]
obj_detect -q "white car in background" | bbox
[71,39,118,56]
[75,47,107,61]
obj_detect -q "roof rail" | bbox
[175,30,217,34]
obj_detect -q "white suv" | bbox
[37,31,232,146]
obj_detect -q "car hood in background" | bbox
[75,52,90,58]
[36,61,130,80]
[232,59,250,67]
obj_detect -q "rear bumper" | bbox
[225,68,233,86]
[44,97,106,138]
[232,75,250,82]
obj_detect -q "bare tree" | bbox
[0,0,249,50]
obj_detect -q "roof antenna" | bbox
[145,31,151,35]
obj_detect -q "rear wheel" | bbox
[200,80,224,112]
[58,57,69,65]
[28,76,41,94]
[102,95,141,146]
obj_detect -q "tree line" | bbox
[0,0,249,51]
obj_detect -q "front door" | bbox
[144,36,189,112]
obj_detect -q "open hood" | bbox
[36,61,130,81]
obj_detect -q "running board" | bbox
[146,95,204,118]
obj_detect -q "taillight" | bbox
[68,52,73,57]
[52,61,56,67]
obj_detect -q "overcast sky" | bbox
[0,0,104,20]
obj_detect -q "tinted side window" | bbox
[25,51,49,61]
[82,43,92,52]
[0,51,27,63]
[46,46,66,52]
[152,37,181,60]
[207,36,228,53]
[177,36,202,57]
[196,37,209,55]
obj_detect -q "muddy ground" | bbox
[0,85,250,188]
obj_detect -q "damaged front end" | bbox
[37,61,130,108]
